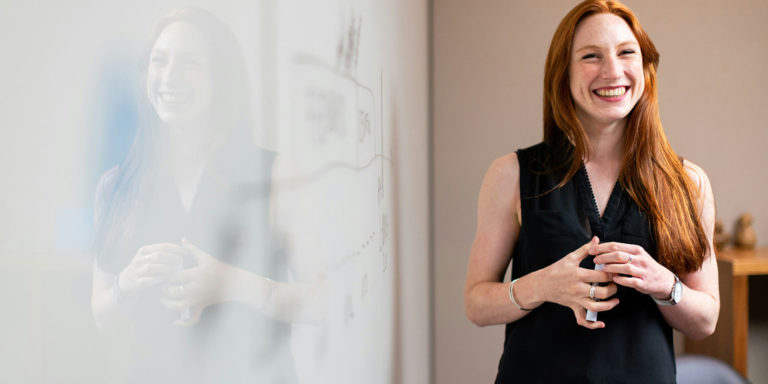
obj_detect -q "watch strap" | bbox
[653,274,680,306]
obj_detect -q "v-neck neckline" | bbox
[577,166,621,239]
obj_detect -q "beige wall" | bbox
[389,0,431,383]
[433,1,768,383]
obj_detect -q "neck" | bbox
[582,118,625,165]
[165,122,216,173]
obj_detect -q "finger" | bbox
[181,238,201,253]
[613,275,648,292]
[181,238,205,262]
[593,251,635,266]
[601,263,635,277]
[162,285,187,299]
[168,267,199,284]
[162,297,195,311]
[139,263,181,277]
[174,306,203,327]
[572,307,605,329]
[593,242,644,256]
[584,297,620,312]
[594,283,618,300]
[145,252,184,266]
[570,237,601,262]
[139,243,186,256]
[136,276,166,289]
[579,269,614,283]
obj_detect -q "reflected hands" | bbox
[541,236,619,329]
[161,238,236,326]
[118,243,186,297]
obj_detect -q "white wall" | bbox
[0,0,431,382]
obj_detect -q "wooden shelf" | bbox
[685,247,768,378]
[715,247,768,276]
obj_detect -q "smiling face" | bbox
[569,13,644,130]
[146,22,213,127]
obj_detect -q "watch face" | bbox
[672,282,682,302]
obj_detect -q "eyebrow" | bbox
[574,41,639,53]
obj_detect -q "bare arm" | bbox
[464,154,527,326]
[659,161,719,339]
[464,154,617,328]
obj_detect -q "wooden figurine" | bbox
[714,219,731,251]
[733,213,757,250]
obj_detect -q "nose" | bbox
[600,55,622,80]
[159,60,184,87]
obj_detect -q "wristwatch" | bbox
[653,274,682,306]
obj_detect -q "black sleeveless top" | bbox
[495,143,676,383]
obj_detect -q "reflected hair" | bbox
[543,0,707,274]
[95,7,252,255]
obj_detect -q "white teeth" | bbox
[160,93,187,102]
[595,87,626,97]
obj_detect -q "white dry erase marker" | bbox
[586,263,605,322]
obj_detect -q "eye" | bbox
[179,59,203,68]
[581,53,599,60]
[620,49,636,55]
[150,55,168,66]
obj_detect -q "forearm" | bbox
[465,271,542,327]
[659,284,719,340]
[226,268,326,324]
[91,268,133,330]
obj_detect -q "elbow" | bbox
[686,312,719,341]
[698,316,718,340]
[686,323,716,341]
[464,295,484,327]
[465,310,489,327]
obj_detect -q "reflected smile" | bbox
[157,91,192,105]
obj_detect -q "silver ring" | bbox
[628,255,633,264]
[589,284,596,301]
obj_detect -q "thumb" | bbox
[181,237,203,259]
[174,305,203,327]
[571,236,600,261]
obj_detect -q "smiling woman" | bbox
[90,8,300,383]
[146,22,214,127]
[569,13,644,129]
[464,1,719,383]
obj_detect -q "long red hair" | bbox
[543,0,707,274]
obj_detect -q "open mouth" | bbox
[158,91,192,105]
[593,86,629,98]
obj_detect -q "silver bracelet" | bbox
[263,277,277,308]
[509,278,532,311]
[113,274,122,304]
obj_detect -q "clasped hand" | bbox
[541,236,676,329]
[118,239,236,326]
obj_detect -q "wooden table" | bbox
[685,247,768,377]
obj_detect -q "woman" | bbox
[90,8,303,383]
[464,1,719,382]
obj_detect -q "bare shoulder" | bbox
[477,153,521,220]
[484,153,520,190]
[682,159,715,223]
[682,159,712,195]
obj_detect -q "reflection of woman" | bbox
[91,8,298,383]
[464,1,719,382]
